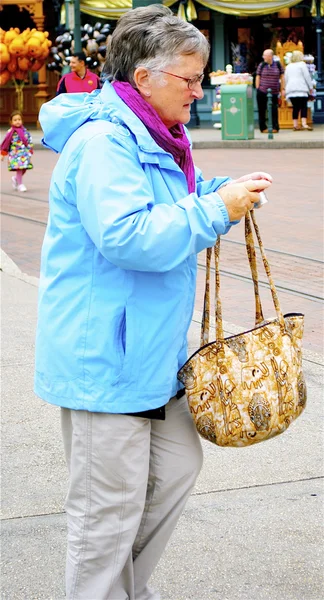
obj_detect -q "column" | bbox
[33,2,49,128]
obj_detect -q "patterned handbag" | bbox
[178,210,307,447]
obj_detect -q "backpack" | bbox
[259,60,281,74]
[253,60,281,87]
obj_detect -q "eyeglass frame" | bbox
[158,70,204,90]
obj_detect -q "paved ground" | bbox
[1,141,323,355]
[1,125,323,599]
[1,255,323,600]
[189,122,324,148]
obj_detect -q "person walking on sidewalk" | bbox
[56,51,101,95]
[0,110,33,193]
[35,5,272,600]
[255,49,285,133]
[284,50,314,131]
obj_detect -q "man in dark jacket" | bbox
[255,49,285,133]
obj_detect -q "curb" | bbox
[192,140,324,149]
[0,249,39,287]
[30,141,324,151]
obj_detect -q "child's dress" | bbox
[1,127,33,171]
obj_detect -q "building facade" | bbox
[1,0,322,123]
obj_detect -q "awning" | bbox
[167,0,303,17]
[80,0,130,19]
[80,0,318,20]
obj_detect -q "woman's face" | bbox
[145,53,205,129]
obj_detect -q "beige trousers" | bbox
[61,396,203,600]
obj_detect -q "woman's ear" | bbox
[133,67,152,97]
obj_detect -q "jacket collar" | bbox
[100,82,191,156]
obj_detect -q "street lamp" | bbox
[313,0,324,123]
[64,0,81,53]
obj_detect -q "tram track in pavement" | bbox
[2,191,323,263]
[196,262,323,303]
[1,211,48,226]
[2,196,323,304]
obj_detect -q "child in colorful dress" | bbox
[1,110,33,192]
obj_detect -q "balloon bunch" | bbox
[47,22,111,75]
[0,27,52,86]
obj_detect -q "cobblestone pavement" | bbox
[1,147,323,354]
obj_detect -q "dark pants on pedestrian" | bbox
[290,96,308,119]
[257,90,279,132]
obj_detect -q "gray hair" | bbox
[102,4,209,85]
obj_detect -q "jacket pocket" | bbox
[114,302,136,386]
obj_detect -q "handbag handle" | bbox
[201,210,286,346]
[244,211,265,326]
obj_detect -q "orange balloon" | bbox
[30,59,44,71]
[7,57,17,73]
[31,31,45,42]
[18,56,30,70]
[21,28,32,42]
[9,35,27,57]
[0,42,10,65]
[4,29,19,45]
[0,69,10,85]
[40,47,50,60]
[26,36,43,59]
[13,68,28,80]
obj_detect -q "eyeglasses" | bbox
[159,70,204,90]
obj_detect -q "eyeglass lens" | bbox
[188,74,204,89]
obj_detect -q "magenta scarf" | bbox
[1,126,29,153]
[112,81,196,194]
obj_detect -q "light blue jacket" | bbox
[34,82,233,413]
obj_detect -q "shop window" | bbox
[291,9,303,18]
[277,9,290,18]
[197,10,210,21]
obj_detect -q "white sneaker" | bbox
[11,175,18,190]
[18,183,27,192]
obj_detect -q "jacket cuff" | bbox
[211,192,230,228]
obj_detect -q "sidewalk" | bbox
[190,122,324,148]
[1,123,323,150]
[1,250,323,600]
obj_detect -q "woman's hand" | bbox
[217,178,272,222]
[234,172,272,185]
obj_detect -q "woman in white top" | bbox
[284,50,314,131]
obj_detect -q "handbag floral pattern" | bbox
[178,211,306,447]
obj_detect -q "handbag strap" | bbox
[249,210,285,330]
[201,210,285,344]
[244,211,265,326]
[201,246,212,346]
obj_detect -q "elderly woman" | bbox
[285,50,314,130]
[35,5,271,599]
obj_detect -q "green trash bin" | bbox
[221,84,254,140]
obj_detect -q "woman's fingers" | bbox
[243,178,272,193]
[217,178,272,222]
[235,171,273,184]
[248,192,263,206]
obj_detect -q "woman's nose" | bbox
[191,82,204,100]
